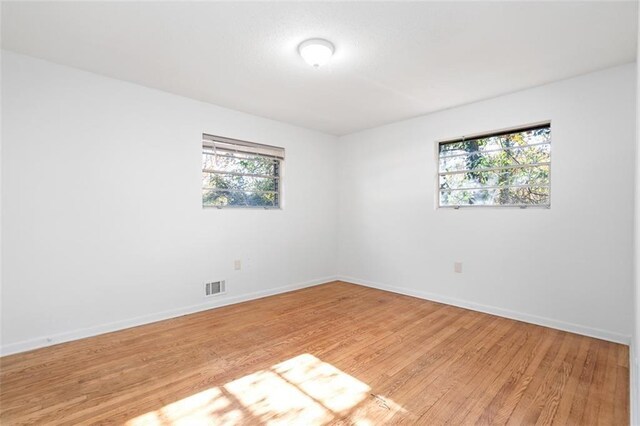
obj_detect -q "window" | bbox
[438,123,551,208]
[202,134,284,208]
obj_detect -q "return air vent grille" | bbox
[205,280,226,297]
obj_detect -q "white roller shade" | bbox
[203,134,285,160]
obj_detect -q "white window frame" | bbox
[202,134,284,209]
[436,122,551,209]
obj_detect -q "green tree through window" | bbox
[202,135,284,208]
[438,124,551,207]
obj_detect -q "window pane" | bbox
[202,172,277,193]
[439,126,551,157]
[202,152,278,176]
[440,186,550,207]
[439,165,550,190]
[439,143,550,173]
[203,189,278,208]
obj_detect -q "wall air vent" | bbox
[205,280,226,297]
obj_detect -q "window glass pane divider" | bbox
[203,188,278,195]
[202,150,282,161]
[438,161,550,176]
[440,184,550,192]
[439,141,551,159]
[202,169,280,179]
[440,203,550,209]
[202,151,279,162]
[203,205,279,209]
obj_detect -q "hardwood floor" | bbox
[0,281,629,425]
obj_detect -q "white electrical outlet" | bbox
[454,262,463,273]
[234,260,241,270]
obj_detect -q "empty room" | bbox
[1,1,640,424]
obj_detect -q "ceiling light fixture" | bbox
[298,39,334,68]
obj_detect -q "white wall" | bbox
[337,64,636,343]
[2,50,637,357]
[0,51,339,354]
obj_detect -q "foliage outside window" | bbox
[438,124,551,208]
[202,135,284,208]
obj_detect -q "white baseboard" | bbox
[338,275,630,345]
[3,275,628,356]
[0,276,338,356]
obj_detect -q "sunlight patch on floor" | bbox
[272,353,371,413]
[225,369,331,425]
[126,353,404,425]
[127,387,242,426]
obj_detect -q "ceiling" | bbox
[2,1,637,136]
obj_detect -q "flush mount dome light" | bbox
[298,38,334,68]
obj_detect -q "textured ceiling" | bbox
[2,1,637,135]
